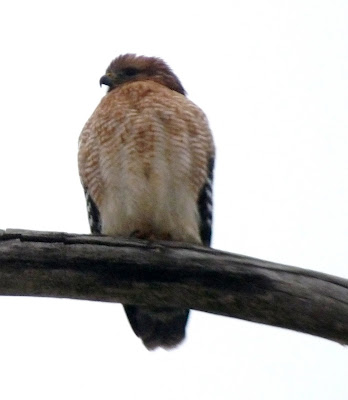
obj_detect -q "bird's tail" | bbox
[123,305,189,350]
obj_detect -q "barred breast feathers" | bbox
[78,81,215,243]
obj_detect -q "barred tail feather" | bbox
[123,305,189,350]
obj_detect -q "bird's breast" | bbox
[79,81,214,244]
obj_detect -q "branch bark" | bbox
[0,229,347,345]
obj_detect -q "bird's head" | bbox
[99,54,186,95]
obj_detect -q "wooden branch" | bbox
[0,229,347,344]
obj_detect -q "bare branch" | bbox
[0,229,347,344]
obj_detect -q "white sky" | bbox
[0,1,347,399]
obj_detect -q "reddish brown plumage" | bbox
[78,54,215,349]
[104,54,186,95]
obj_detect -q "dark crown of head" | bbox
[101,54,186,95]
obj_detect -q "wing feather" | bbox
[198,157,214,246]
[84,188,102,234]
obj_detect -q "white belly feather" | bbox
[79,81,214,245]
[100,140,201,243]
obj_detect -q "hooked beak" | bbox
[99,74,114,87]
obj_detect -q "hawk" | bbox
[78,54,215,350]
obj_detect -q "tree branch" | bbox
[0,229,347,344]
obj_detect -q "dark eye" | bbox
[123,67,139,77]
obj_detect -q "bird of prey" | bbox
[78,54,215,349]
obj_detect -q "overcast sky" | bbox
[0,1,347,399]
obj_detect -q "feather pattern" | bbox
[78,54,215,349]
